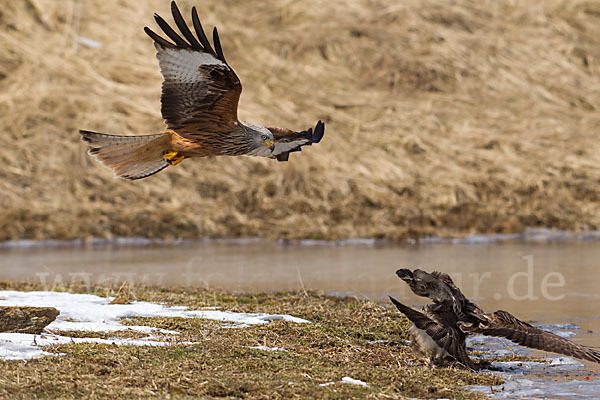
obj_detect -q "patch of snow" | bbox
[248,345,287,352]
[318,377,369,388]
[0,291,310,331]
[548,357,585,366]
[0,332,180,360]
[367,339,388,344]
[469,377,600,399]
[488,358,585,374]
[0,290,310,360]
[341,377,369,387]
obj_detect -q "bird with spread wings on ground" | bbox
[390,268,600,370]
[79,1,325,180]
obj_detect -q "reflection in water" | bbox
[1,241,599,348]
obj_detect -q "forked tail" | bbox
[79,131,171,180]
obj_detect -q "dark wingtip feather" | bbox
[388,295,402,308]
[144,26,176,48]
[149,4,227,64]
[212,27,226,63]
[154,13,190,48]
[276,153,290,162]
[171,1,203,50]
[191,6,216,56]
[388,295,415,316]
[312,120,325,143]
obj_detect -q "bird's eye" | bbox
[261,134,268,141]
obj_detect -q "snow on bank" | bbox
[469,363,600,400]
[0,332,181,360]
[341,377,369,387]
[0,290,310,360]
[248,345,287,352]
[319,377,369,387]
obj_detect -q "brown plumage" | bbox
[391,268,600,369]
[461,310,600,364]
[389,295,477,369]
[79,1,325,180]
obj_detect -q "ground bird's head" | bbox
[396,268,457,304]
[244,122,275,152]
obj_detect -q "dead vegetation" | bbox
[1,0,600,240]
[0,282,503,399]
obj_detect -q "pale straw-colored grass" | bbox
[1,0,599,240]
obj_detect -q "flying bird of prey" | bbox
[79,1,325,180]
[390,268,600,370]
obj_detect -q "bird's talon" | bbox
[163,151,177,159]
[170,155,185,165]
[163,151,185,165]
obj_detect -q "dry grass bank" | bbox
[0,281,502,399]
[1,0,600,240]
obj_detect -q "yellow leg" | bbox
[163,151,185,166]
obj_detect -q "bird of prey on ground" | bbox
[79,1,325,180]
[390,268,600,370]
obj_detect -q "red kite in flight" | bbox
[80,1,324,180]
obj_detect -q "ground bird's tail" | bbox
[79,131,172,180]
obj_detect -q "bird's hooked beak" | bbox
[265,140,275,151]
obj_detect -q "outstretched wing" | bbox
[461,310,600,364]
[268,120,325,161]
[144,1,241,133]
[389,296,476,369]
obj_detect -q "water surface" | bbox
[2,240,599,347]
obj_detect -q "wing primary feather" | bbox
[388,296,432,328]
[461,310,600,364]
[191,7,216,56]
[154,13,190,48]
[170,1,202,50]
[144,26,176,48]
[313,121,325,143]
[213,27,227,63]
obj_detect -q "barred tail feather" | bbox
[79,131,171,180]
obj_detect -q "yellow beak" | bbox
[265,140,275,151]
